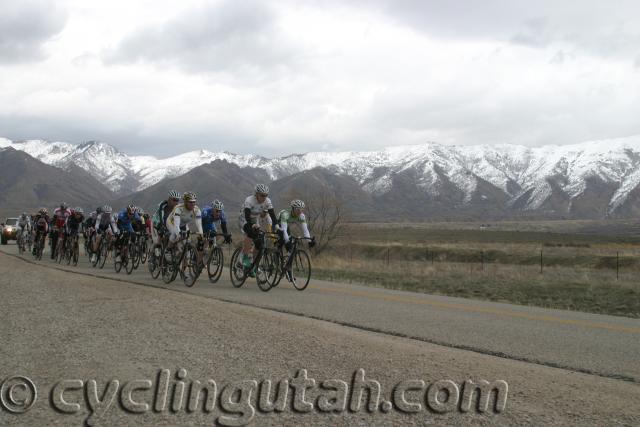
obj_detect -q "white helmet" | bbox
[168,190,181,199]
[212,199,224,210]
[290,199,305,209]
[255,184,269,195]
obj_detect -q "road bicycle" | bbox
[269,236,313,291]
[229,230,279,291]
[161,230,203,286]
[114,231,137,275]
[204,232,232,284]
[33,231,46,260]
[64,232,80,266]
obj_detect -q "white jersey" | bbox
[239,195,273,226]
[167,203,203,235]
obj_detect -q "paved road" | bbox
[1,248,639,426]
[1,243,639,385]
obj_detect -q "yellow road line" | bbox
[313,285,640,334]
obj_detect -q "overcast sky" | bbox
[1,0,640,157]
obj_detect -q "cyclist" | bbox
[167,191,204,246]
[16,212,32,249]
[50,202,72,259]
[115,205,141,260]
[277,200,316,281]
[202,199,232,244]
[32,208,50,255]
[152,190,181,248]
[65,207,85,256]
[237,184,278,270]
[91,205,118,263]
[277,200,315,251]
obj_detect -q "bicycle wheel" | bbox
[267,249,283,288]
[91,240,101,267]
[255,249,272,292]
[131,242,140,271]
[290,249,312,290]
[17,235,24,255]
[65,243,72,265]
[114,247,123,273]
[161,246,177,284]
[207,246,224,283]
[140,239,148,264]
[183,245,200,287]
[72,241,79,266]
[229,247,247,288]
[98,240,108,269]
[36,238,44,260]
[126,243,136,274]
[148,244,162,279]
[54,240,62,264]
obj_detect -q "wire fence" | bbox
[331,243,640,280]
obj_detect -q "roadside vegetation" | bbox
[311,221,640,318]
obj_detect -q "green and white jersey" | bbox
[278,209,307,225]
[278,209,310,242]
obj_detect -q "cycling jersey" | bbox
[33,214,50,232]
[117,209,141,234]
[84,212,96,229]
[65,214,85,234]
[277,209,311,243]
[167,203,203,236]
[240,195,274,225]
[201,206,228,235]
[152,200,173,230]
[95,212,118,234]
[17,216,32,231]
[52,207,72,229]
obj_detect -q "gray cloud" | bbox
[351,0,640,60]
[104,0,301,77]
[0,0,67,64]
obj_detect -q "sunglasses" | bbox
[171,198,180,202]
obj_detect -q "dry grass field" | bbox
[311,220,640,318]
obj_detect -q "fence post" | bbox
[540,249,543,274]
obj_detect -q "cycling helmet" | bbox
[96,206,103,214]
[137,208,145,215]
[21,212,27,218]
[126,204,135,214]
[168,190,181,199]
[103,205,112,213]
[39,208,48,215]
[255,184,269,195]
[74,207,84,214]
[290,199,305,209]
[212,199,224,210]
[60,202,68,209]
[183,191,197,202]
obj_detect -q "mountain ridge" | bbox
[2,135,640,219]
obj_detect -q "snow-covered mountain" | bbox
[2,135,640,217]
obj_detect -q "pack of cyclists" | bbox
[12,183,316,287]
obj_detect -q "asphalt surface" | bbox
[1,243,639,425]
[1,243,638,383]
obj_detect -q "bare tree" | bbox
[281,187,347,256]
